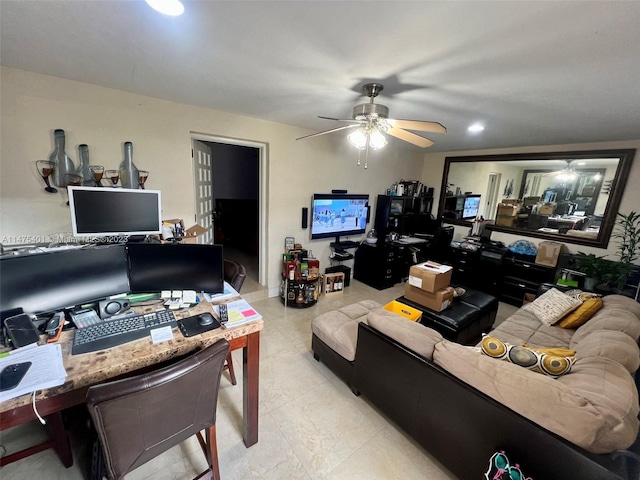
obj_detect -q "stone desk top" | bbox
[0,298,263,414]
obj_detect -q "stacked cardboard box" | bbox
[404,261,454,312]
[495,203,519,227]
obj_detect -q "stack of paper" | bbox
[214,299,262,327]
[0,343,67,402]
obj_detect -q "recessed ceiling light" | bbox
[145,0,184,16]
[467,123,485,133]
[577,161,586,165]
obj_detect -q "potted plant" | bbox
[610,211,640,291]
[575,252,612,290]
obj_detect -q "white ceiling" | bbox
[2,1,639,153]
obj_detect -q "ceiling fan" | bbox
[543,160,585,179]
[296,83,446,168]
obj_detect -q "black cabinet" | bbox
[353,243,398,290]
[501,252,555,306]
[448,246,480,288]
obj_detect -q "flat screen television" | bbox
[310,193,369,243]
[127,243,224,294]
[69,186,162,238]
[0,244,130,315]
[462,194,481,220]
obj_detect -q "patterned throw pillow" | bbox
[522,288,582,326]
[481,335,575,378]
[556,294,603,329]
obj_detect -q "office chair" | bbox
[86,339,229,480]
[222,258,247,385]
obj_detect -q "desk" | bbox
[0,299,262,467]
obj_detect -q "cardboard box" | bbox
[162,218,208,243]
[407,261,452,293]
[537,204,555,215]
[404,284,454,312]
[501,199,522,207]
[383,300,422,322]
[535,241,566,267]
[495,203,519,227]
[323,272,344,296]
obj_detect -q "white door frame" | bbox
[190,132,268,287]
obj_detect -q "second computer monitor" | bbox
[127,243,224,294]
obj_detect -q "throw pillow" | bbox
[522,288,582,326]
[557,294,603,329]
[481,335,575,378]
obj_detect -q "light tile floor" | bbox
[0,281,517,480]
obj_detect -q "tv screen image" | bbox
[462,195,481,219]
[68,186,162,238]
[310,194,369,241]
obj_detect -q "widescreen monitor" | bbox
[0,244,130,315]
[127,243,224,294]
[310,193,369,242]
[69,186,162,238]
[462,195,481,219]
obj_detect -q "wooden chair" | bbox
[86,339,229,480]
[222,259,247,385]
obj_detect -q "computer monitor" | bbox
[0,244,130,315]
[462,195,481,219]
[69,187,162,238]
[127,243,224,294]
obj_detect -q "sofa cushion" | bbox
[485,308,575,349]
[522,288,582,326]
[367,309,443,359]
[570,307,640,348]
[433,340,640,453]
[574,330,640,374]
[311,300,382,361]
[480,335,574,378]
[557,296,603,329]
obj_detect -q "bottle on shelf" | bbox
[119,141,140,189]
[49,129,75,188]
[76,144,94,186]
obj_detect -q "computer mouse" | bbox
[198,312,215,326]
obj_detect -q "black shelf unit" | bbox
[280,276,319,308]
[373,194,435,241]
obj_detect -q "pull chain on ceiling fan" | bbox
[296,83,446,168]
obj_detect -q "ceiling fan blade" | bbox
[388,119,447,134]
[318,116,363,124]
[387,127,434,148]
[296,124,360,141]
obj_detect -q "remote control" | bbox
[218,304,229,323]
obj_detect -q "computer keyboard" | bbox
[72,310,177,355]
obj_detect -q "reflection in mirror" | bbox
[438,150,635,248]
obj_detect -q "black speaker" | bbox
[301,207,308,229]
[99,299,131,319]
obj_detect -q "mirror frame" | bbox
[437,149,636,248]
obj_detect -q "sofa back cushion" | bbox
[574,330,640,374]
[367,309,443,359]
[433,340,639,454]
[570,307,640,348]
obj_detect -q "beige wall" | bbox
[0,67,426,296]
[422,140,640,260]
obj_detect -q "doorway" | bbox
[483,173,501,220]
[191,134,267,294]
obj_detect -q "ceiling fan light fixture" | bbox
[348,129,368,150]
[145,0,185,16]
[369,129,388,150]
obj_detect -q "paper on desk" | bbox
[202,282,239,302]
[0,343,67,402]
[214,299,262,327]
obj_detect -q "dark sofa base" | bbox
[311,333,359,395]
[314,322,638,480]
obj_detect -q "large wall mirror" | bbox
[437,149,636,248]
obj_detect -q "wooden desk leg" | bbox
[242,331,260,447]
[48,411,73,468]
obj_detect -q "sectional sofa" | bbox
[311,294,640,479]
